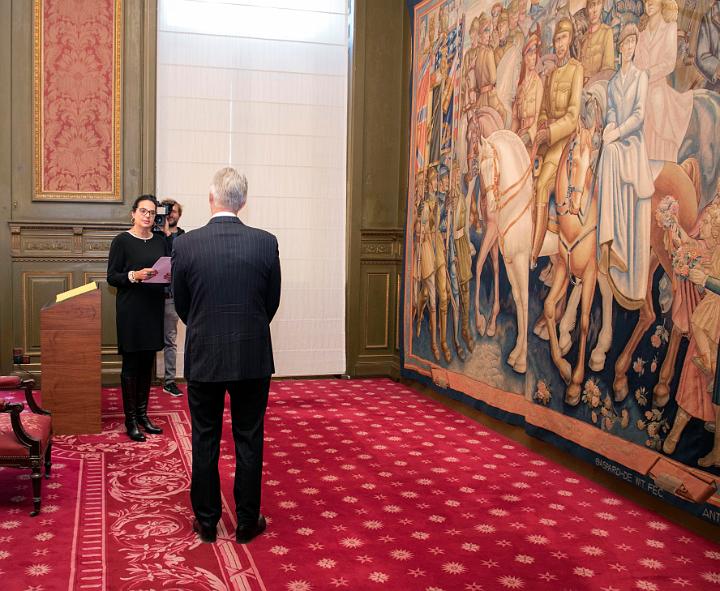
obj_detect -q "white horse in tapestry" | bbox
[476,127,600,376]
[476,130,557,373]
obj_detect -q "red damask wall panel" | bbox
[33,0,122,201]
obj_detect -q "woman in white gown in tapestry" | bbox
[633,0,693,162]
[597,23,655,305]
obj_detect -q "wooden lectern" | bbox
[40,286,101,434]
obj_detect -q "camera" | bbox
[153,205,168,233]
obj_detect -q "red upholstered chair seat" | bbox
[0,411,52,458]
[0,376,21,388]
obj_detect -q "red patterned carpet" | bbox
[0,378,719,591]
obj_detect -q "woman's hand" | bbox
[136,268,157,281]
[688,268,708,287]
[603,124,619,144]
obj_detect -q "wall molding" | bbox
[360,228,404,262]
[9,221,127,259]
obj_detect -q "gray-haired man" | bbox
[172,167,281,545]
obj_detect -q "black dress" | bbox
[107,231,168,353]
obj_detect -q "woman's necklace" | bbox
[128,229,153,242]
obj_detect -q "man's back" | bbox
[172,216,281,382]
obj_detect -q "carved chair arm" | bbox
[0,401,39,449]
[21,379,49,415]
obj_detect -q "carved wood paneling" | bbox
[360,229,404,262]
[10,222,126,259]
[364,272,390,349]
[83,271,119,356]
[9,223,127,379]
[352,227,404,377]
[19,271,72,355]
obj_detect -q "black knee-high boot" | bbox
[121,376,146,442]
[136,366,163,434]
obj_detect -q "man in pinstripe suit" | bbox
[172,167,281,544]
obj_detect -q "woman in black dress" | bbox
[107,195,168,441]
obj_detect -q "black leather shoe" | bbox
[236,514,266,544]
[192,518,217,543]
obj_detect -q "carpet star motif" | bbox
[538,572,556,581]
[638,557,664,570]
[390,549,413,561]
[368,571,388,583]
[573,567,595,578]
[271,546,289,555]
[443,561,466,574]
[497,575,524,588]
[25,564,51,577]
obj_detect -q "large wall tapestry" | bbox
[33,0,122,201]
[403,0,720,525]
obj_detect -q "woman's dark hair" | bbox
[131,194,158,211]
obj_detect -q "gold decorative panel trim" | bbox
[360,228,404,262]
[9,222,127,259]
[33,0,123,201]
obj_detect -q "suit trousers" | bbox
[187,377,270,528]
[163,298,179,384]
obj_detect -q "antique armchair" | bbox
[0,376,52,516]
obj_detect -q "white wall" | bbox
[156,0,348,377]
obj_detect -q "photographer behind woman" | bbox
[107,195,169,441]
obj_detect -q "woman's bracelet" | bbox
[129,270,138,283]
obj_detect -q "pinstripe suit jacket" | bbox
[171,216,281,382]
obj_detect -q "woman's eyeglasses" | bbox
[136,208,156,217]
